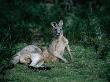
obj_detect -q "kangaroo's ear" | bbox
[58,20,63,26]
[51,22,57,28]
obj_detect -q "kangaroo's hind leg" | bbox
[36,60,44,67]
[29,53,44,68]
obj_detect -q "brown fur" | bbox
[41,47,59,63]
[48,35,71,63]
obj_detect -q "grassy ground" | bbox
[4,45,109,82]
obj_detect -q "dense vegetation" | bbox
[0,0,110,82]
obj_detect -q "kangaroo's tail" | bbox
[11,54,20,65]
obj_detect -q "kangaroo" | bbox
[11,20,72,68]
[48,20,72,63]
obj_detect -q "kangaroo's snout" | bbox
[56,32,61,36]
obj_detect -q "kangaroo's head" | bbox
[51,20,63,37]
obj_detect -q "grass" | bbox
[4,45,109,82]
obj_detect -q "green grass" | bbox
[5,45,108,82]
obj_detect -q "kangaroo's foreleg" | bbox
[53,52,68,63]
[66,44,73,61]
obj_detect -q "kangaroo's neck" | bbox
[53,34,63,40]
[59,34,63,39]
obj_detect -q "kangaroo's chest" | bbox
[55,40,66,51]
[49,37,68,52]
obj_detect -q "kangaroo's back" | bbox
[20,45,42,54]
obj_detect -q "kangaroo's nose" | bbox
[57,33,60,35]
